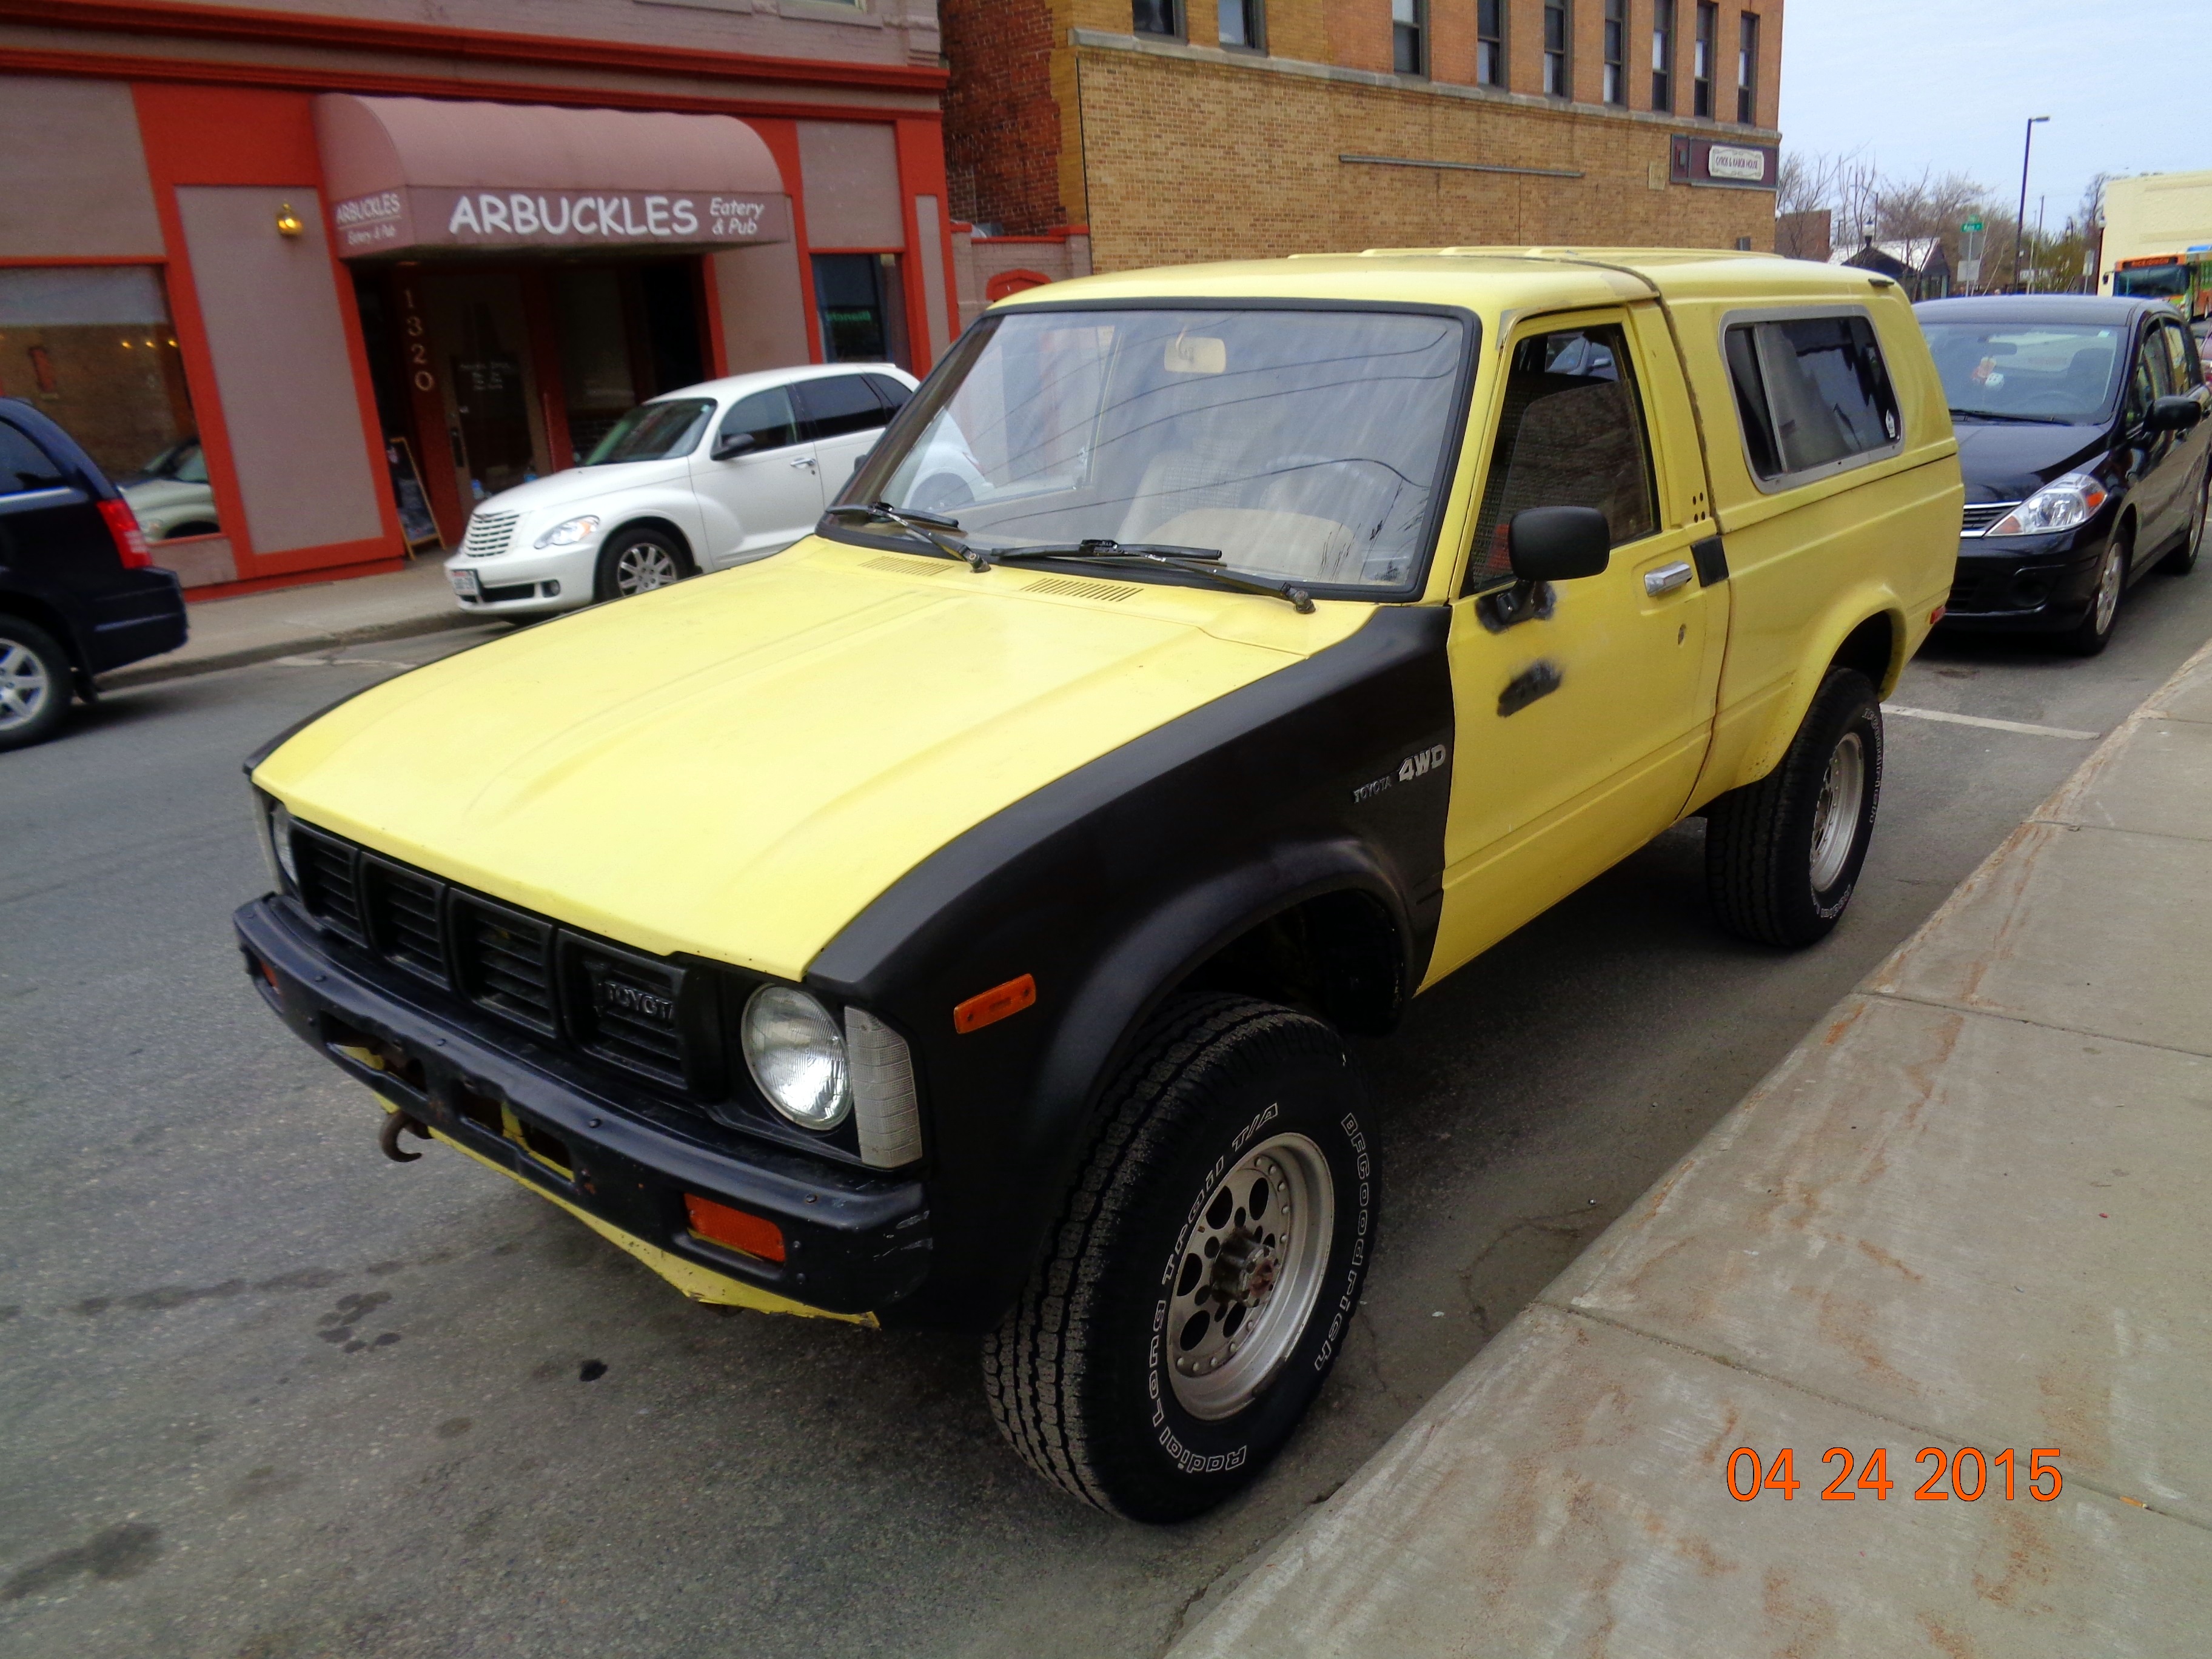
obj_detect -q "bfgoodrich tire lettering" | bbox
[1704,667,1883,949]
[983,994,1375,1522]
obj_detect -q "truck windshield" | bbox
[1923,322,2125,426]
[845,308,1467,592]
[585,398,714,464]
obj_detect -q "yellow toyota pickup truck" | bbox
[237,249,1959,1521]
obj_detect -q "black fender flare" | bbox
[1025,837,1412,1165]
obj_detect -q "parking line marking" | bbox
[1883,704,2101,742]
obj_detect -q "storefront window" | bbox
[813,253,910,369]
[0,266,197,490]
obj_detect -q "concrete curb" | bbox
[1168,632,2212,1657]
[97,606,492,691]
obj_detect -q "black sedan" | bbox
[0,398,188,749]
[1916,295,2210,654]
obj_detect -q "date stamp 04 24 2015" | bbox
[1726,1447,2063,1504]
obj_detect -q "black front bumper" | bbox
[1942,532,2106,632]
[235,897,930,1316]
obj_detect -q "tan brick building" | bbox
[941,0,1784,272]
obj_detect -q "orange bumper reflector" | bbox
[954,973,1036,1034]
[1930,605,1947,625]
[684,1194,785,1263]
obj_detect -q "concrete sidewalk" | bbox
[102,558,483,689]
[1173,640,2212,1655]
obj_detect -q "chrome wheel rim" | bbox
[1808,730,1866,893]
[0,639,53,733]
[2093,545,2123,635]
[1166,1131,1333,1421]
[614,543,680,595]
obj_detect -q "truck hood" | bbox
[255,540,1371,981]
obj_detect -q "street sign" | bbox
[1963,218,1985,233]
[1957,258,1982,283]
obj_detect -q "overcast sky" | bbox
[1779,0,2212,225]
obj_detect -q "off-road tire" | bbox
[0,618,73,752]
[1704,667,1883,949]
[983,994,1376,1523]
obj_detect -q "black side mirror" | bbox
[712,431,758,461]
[1509,506,1611,583]
[2147,395,2202,435]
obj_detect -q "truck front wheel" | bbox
[984,994,1376,1522]
[1704,667,1884,949]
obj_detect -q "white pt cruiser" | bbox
[444,363,916,616]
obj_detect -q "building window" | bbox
[1131,0,1179,37]
[813,253,910,369]
[0,266,199,500]
[1693,2,1715,118]
[1543,1,1570,96]
[1737,11,1759,123]
[1393,0,1425,76]
[1651,0,1675,112]
[1218,0,1263,49]
[1603,0,1627,104]
[1477,0,1504,85]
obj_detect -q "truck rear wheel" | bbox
[984,994,1375,1522]
[1704,667,1883,949]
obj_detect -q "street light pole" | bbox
[2014,115,2049,293]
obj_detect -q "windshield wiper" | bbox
[984,539,1316,612]
[1949,407,2071,426]
[823,501,980,565]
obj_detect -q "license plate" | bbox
[449,569,481,598]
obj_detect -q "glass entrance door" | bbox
[421,272,549,501]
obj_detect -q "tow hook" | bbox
[379,1110,432,1164]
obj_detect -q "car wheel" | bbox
[984,994,1375,1523]
[0,618,73,752]
[2161,470,2208,575]
[1704,668,1884,950]
[594,528,690,602]
[2064,534,2128,657]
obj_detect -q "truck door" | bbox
[1427,306,1728,980]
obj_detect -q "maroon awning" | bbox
[315,94,791,260]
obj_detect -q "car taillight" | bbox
[98,498,153,569]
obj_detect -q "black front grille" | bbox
[565,939,688,1085]
[292,825,367,947]
[454,896,558,1037]
[284,822,705,1091]
[363,857,447,987]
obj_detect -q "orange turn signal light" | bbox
[684,1193,785,1263]
[953,973,1036,1034]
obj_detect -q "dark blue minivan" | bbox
[0,397,188,749]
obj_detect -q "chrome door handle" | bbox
[1644,560,1694,597]
[789,457,817,471]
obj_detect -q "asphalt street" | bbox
[5,566,2211,1659]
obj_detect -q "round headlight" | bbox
[269,802,298,888]
[741,985,850,1129]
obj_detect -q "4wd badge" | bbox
[1352,743,1449,803]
